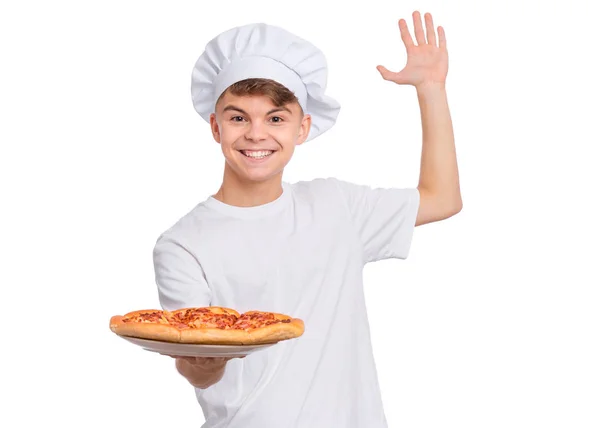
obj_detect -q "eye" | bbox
[230,116,245,122]
[270,116,284,123]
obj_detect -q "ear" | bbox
[209,113,221,144]
[296,114,312,146]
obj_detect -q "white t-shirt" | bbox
[153,177,420,428]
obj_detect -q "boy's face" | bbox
[210,91,311,184]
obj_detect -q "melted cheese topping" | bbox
[231,312,290,331]
[172,308,237,330]
[122,311,170,324]
[121,308,290,331]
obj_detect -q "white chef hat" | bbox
[190,23,341,141]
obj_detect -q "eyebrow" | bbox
[222,105,292,115]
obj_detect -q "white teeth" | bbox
[242,150,273,159]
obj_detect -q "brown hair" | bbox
[216,78,303,113]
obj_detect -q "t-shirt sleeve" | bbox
[153,235,212,311]
[331,178,420,263]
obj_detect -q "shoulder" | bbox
[288,177,354,201]
[154,200,216,248]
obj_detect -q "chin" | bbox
[241,170,283,183]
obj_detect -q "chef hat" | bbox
[191,23,340,141]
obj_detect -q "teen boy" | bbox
[154,11,461,427]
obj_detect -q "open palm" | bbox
[377,11,448,87]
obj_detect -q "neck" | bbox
[213,166,284,207]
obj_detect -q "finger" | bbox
[412,11,426,45]
[438,26,447,50]
[198,357,226,364]
[398,19,414,49]
[160,353,184,359]
[175,356,198,363]
[376,65,396,82]
[424,12,436,46]
[183,357,223,368]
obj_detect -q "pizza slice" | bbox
[109,309,182,343]
[179,309,304,345]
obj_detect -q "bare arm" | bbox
[377,11,462,226]
[415,82,462,226]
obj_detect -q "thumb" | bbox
[376,65,396,82]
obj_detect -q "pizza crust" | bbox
[243,317,304,344]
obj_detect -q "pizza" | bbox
[109,306,304,345]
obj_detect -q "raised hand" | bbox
[377,11,449,88]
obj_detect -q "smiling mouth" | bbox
[239,150,275,159]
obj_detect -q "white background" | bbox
[2,0,599,427]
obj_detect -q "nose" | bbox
[245,121,268,142]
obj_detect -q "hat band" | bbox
[213,56,308,112]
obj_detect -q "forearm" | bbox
[416,83,462,211]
